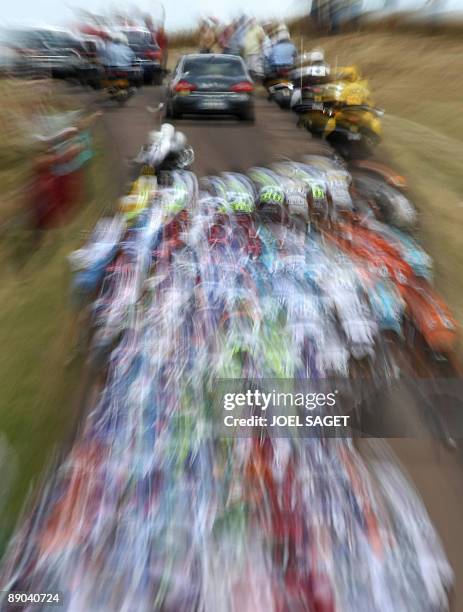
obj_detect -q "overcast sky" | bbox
[1,0,305,30]
[1,0,461,31]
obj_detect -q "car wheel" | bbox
[143,71,154,86]
[239,109,255,123]
[165,101,181,120]
[152,71,163,86]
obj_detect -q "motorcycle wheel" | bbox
[165,100,181,120]
[275,93,291,109]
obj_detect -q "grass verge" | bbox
[0,80,111,555]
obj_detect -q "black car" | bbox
[117,27,162,85]
[4,28,85,79]
[165,54,255,121]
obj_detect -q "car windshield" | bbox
[5,30,46,49]
[182,57,246,79]
[39,31,75,48]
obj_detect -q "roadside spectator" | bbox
[218,23,234,54]
[226,15,248,56]
[242,18,266,80]
[262,21,275,61]
[199,19,216,53]
[156,26,168,70]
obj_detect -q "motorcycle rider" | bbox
[291,48,331,109]
[267,25,297,74]
[99,32,138,91]
[101,33,135,70]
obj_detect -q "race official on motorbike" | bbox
[267,26,297,71]
[290,49,331,110]
[99,33,138,90]
[101,33,135,69]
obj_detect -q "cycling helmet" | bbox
[113,32,129,45]
[248,167,286,222]
[162,171,194,214]
[275,25,290,43]
[221,173,256,214]
[309,48,325,63]
[200,176,231,214]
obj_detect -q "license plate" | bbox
[200,98,226,110]
[311,102,323,111]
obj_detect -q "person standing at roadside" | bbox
[156,26,168,70]
[261,21,275,61]
[144,15,169,71]
[218,22,234,54]
[226,16,247,56]
[242,18,266,80]
[199,19,216,53]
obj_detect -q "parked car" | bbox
[116,27,162,85]
[165,54,255,121]
[3,27,85,79]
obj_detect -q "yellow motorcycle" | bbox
[293,65,384,158]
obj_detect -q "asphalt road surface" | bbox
[95,85,463,611]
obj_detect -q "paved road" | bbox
[95,86,331,191]
[94,85,463,610]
